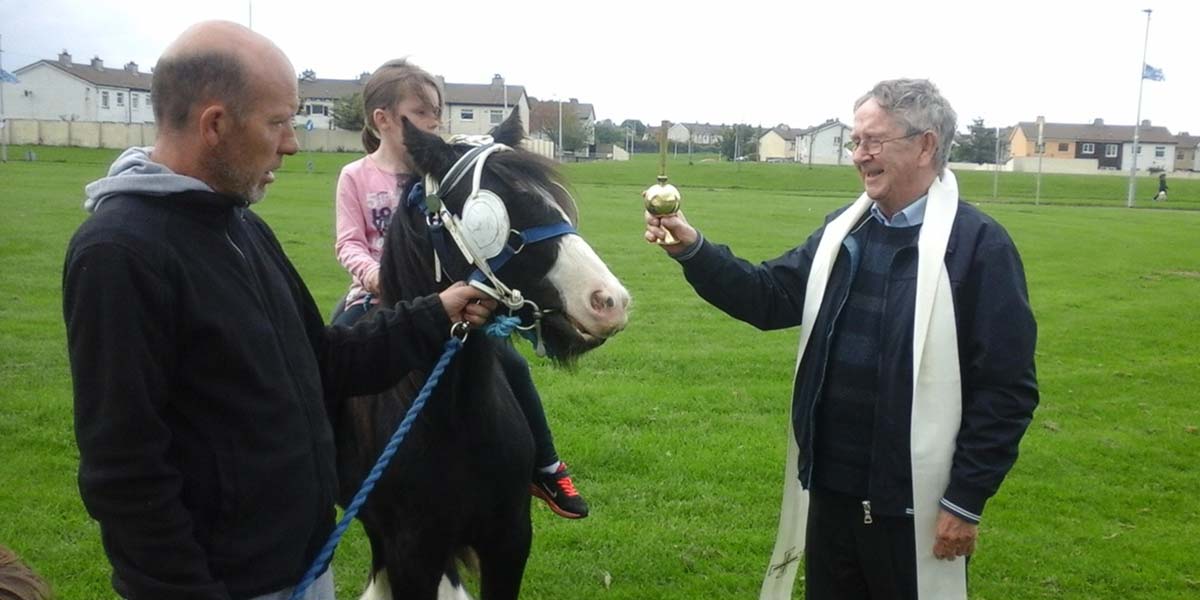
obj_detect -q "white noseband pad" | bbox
[460,190,510,259]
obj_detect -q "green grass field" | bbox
[1,147,1198,599]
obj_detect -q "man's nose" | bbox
[281,128,299,155]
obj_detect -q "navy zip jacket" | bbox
[63,190,452,599]
[677,199,1038,522]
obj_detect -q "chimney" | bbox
[491,74,504,88]
[58,50,72,65]
[124,61,138,74]
[1092,118,1104,126]
[90,56,103,70]
[1180,132,1190,137]
[1141,119,1151,127]
[569,98,578,104]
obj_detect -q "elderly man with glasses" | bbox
[645,79,1038,600]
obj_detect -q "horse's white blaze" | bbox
[546,235,630,338]
[360,569,391,600]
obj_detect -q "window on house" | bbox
[1178,152,1185,160]
[1058,143,1068,152]
[1155,146,1165,158]
[116,92,124,107]
[1081,143,1094,154]
[101,91,109,108]
[132,93,139,108]
[461,109,474,121]
[491,109,503,124]
[1106,144,1119,158]
[146,93,151,107]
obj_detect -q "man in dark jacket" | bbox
[62,21,495,600]
[645,79,1037,599]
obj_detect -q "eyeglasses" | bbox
[847,131,924,155]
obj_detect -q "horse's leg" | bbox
[475,504,532,600]
[383,533,454,600]
[357,527,392,600]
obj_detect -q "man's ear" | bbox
[198,104,227,148]
[920,131,938,167]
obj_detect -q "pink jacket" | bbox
[334,156,412,307]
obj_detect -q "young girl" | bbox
[332,59,590,519]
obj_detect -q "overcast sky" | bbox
[4,0,1197,134]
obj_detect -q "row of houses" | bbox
[3,51,1197,171]
[2,51,537,139]
[1009,119,1198,172]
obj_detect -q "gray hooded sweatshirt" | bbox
[83,146,213,212]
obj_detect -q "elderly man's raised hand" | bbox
[438,282,498,329]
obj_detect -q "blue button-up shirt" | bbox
[870,194,928,228]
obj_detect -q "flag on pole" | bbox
[0,69,19,84]
[1142,64,1165,81]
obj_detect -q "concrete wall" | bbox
[2,119,157,147]
[2,118,555,157]
[520,138,554,160]
[949,161,1012,172]
[1008,156,1100,173]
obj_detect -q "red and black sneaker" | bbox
[530,462,589,519]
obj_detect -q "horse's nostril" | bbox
[590,291,616,313]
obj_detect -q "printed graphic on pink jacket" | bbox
[335,156,412,308]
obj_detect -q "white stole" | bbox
[759,169,965,600]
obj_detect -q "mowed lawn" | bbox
[1,147,1198,599]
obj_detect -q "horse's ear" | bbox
[489,110,525,147]
[402,117,457,177]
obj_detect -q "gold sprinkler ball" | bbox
[643,183,681,216]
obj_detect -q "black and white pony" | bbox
[335,111,629,600]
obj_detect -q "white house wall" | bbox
[445,97,528,138]
[758,131,789,161]
[800,124,851,165]
[667,123,690,143]
[4,64,154,123]
[3,64,94,121]
[1121,142,1175,173]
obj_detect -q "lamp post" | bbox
[1126,9,1153,208]
[992,126,1001,200]
[1035,116,1045,205]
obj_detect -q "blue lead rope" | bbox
[288,335,464,600]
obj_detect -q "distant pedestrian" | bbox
[1152,173,1168,201]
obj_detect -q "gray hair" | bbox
[854,79,957,171]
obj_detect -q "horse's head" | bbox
[397,111,630,361]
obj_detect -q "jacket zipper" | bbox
[227,216,329,502]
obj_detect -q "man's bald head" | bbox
[151,21,293,132]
